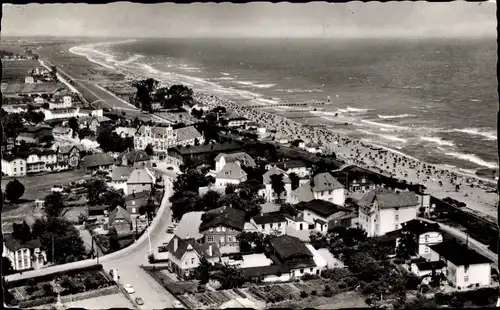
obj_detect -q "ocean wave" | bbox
[445,152,498,169]
[378,114,415,119]
[338,106,371,113]
[216,77,235,81]
[256,98,279,105]
[450,128,497,141]
[275,88,324,93]
[419,136,455,147]
[357,129,408,143]
[235,80,276,89]
[361,119,412,131]
[221,72,230,76]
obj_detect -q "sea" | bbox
[69,37,498,175]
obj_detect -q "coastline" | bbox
[64,40,498,220]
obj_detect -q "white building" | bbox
[24,76,35,84]
[43,107,80,121]
[134,125,177,160]
[295,199,353,234]
[291,172,345,206]
[24,149,58,174]
[259,166,292,203]
[173,126,204,147]
[393,219,444,260]
[1,154,27,177]
[3,234,47,271]
[214,152,256,173]
[215,162,247,187]
[49,96,72,110]
[265,160,310,178]
[429,240,492,289]
[251,213,287,236]
[358,188,418,237]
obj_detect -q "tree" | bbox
[12,220,33,243]
[237,231,267,253]
[396,232,418,260]
[101,189,125,210]
[225,183,236,195]
[289,172,300,190]
[68,117,80,137]
[238,179,262,199]
[142,198,156,223]
[144,144,154,156]
[198,190,222,212]
[170,191,201,221]
[270,173,285,202]
[43,192,66,218]
[193,257,212,284]
[2,257,14,276]
[213,263,244,289]
[107,227,121,252]
[173,170,211,193]
[5,179,25,203]
[86,179,107,205]
[311,159,330,178]
[24,110,45,124]
[32,217,86,263]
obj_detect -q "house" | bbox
[295,200,351,234]
[25,76,35,84]
[117,149,150,167]
[87,205,108,217]
[114,127,137,138]
[265,160,310,178]
[1,153,27,177]
[214,152,256,173]
[295,139,306,149]
[126,167,155,196]
[174,126,205,147]
[358,187,419,237]
[169,142,244,164]
[109,166,134,193]
[53,144,80,168]
[81,153,114,173]
[215,162,247,187]
[124,191,151,215]
[199,206,246,253]
[20,149,58,174]
[52,126,73,139]
[291,172,345,206]
[390,219,443,260]
[2,104,29,114]
[108,206,133,235]
[259,166,292,203]
[49,95,73,110]
[15,125,53,145]
[305,144,323,154]
[251,213,287,236]
[260,202,281,214]
[429,240,493,289]
[241,235,323,283]
[244,122,259,131]
[3,234,47,271]
[408,260,446,278]
[224,112,250,128]
[160,236,221,279]
[43,107,80,121]
[88,116,113,132]
[134,125,177,160]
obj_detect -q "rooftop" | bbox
[109,206,132,224]
[199,206,246,232]
[111,166,134,182]
[269,235,313,261]
[82,153,114,168]
[294,199,347,218]
[358,188,419,210]
[3,234,42,252]
[214,152,256,167]
[262,166,291,184]
[268,160,308,170]
[127,168,154,184]
[429,240,493,266]
[311,172,344,192]
[118,149,150,164]
[175,211,205,240]
[252,213,287,225]
[171,141,243,156]
[215,162,247,180]
[174,126,203,142]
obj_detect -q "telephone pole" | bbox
[51,235,55,263]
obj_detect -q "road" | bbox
[418,217,498,271]
[5,173,179,308]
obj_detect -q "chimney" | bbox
[208,244,213,257]
[174,237,178,252]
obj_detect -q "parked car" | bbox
[124,284,135,294]
[135,297,144,305]
[166,228,174,234]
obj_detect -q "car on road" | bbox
[135,297,144,305]
[124,284,135,294]
[172,300,185,308]
[166,228,174,234]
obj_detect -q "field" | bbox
[2,59,41,81]
[61,291,133,309]
[1,82,64,95]
[179,279,366,309]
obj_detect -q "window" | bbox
[227,236,233,242]
[300,269,304,274]
[328,190,332,195]
[424,246,429,253]
[395,214,399,221]
[222,227,226,232]
[464,276,469,282]
[262,225,265,230]
[191,258,195,265]
[310,268,313,272]
[270,223,274,229]
[207,235,214,243]
[219,236,225,244]
[20,167,23,172]
[14,168,16,172]
[278,223,281,228]
[424,234,429,243]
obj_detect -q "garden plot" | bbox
[181,288,251,309]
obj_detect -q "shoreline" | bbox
[64,40,498,219]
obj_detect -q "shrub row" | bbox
[435,287,498,307]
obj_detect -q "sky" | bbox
[1,1,497,38]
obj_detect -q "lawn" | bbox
[1,82,64,94]
[62,291,133,309]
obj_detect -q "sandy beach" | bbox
[60,42,498,222]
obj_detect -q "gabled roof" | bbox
[172,142,243,156]
[214,152,256,167]
[174,126,203,142]
[269,235,313,261]
[262,166,291,184]
[137,125,173,136]
[413,260,446,271]
[253,213,287,225]
[175,211,205,240]
[268,160,308,170]
[215,162,247,180]
[127,168,154,184]
[118,149,150,163]
[82,153,114,168]
[125,190,151,201]
[109,206,132,224]
[18,124,52,133]
[294,199,347,218]
[52,126,72,134]
[199,206,246,232]
[111,166,134,182]
[166,236,221,261]
[429,240,492,266]
[311,172,344,192]
[400,219,441,235]
[358,188,419,210]
[55,144,81,154]
[2,152,28,162]
[260,202,281,214]
[3,234,42,252]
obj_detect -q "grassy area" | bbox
[2,59,41,81]
[1,82,64,95]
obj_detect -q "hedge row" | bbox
[435,287,498,306]
[7,264,104,288]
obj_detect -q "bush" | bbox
[300,291,308,298]
[311,290,317,296]
[420,284,430,294]
[323,290,333,297]
[302,273,319,281]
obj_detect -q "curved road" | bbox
[6,174,179,308]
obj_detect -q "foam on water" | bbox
[361,119,412,131]
[444,152,499,169]
[419,136,455,147]
[357,129,408,143]
[378,114,415,119]
[449,128,497,141]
